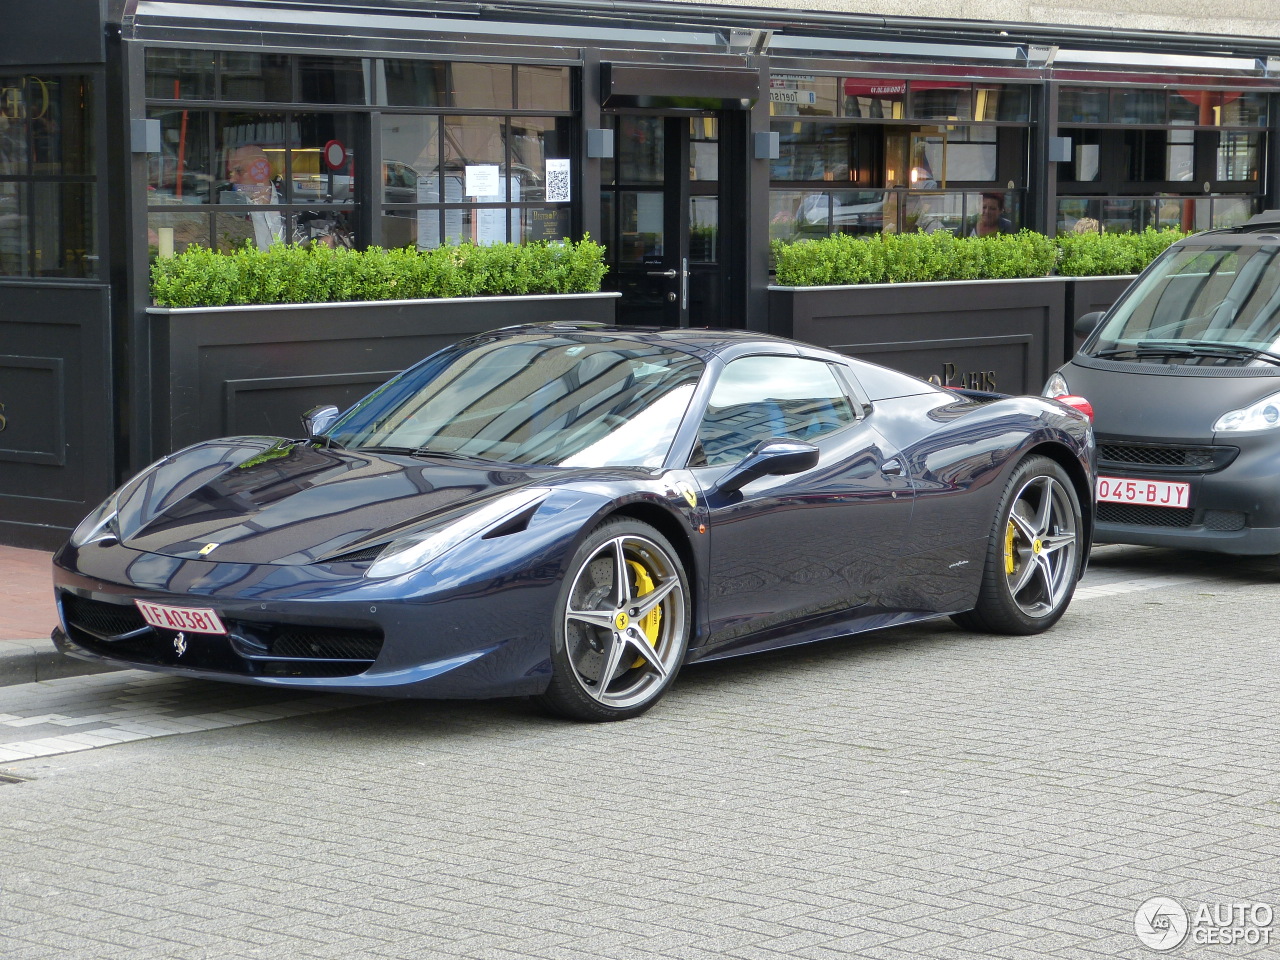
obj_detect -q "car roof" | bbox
[1180,209,1280,244]
[480,322,846,363]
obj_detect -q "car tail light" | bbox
[1055,395,1094,421]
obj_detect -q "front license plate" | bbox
[1097,476,1191,509]
[135,599,227,635]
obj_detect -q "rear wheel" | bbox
[538,519,691,722]
[952,455,1082,635]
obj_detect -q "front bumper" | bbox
[1094,436,1280,555]
[52,542,559,699]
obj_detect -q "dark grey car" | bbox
[1049,210,1280,554]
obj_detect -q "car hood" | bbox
[1062,360,1280,441]
[114,438,566,565]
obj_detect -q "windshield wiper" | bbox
[353,444,492,462]
[1094,340,1280,367]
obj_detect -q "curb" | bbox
[0,638,122,687]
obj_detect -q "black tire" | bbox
[952,455,1083,635]
[537,518,691,722]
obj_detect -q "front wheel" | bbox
[537,519,691,722]
[952,455,1083,635]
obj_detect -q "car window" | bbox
[691,355,857,467]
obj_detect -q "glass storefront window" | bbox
[912,83,976,121]
[771,122,850,182]
[1111,89,1168,125]
[0,74,96,278]
[615,116,664,184]
[299,56,365,105]
[0,180,27,274]
[769,76,839,118]
[449,63,514,110]
[510,117,569,201]
[688,196,718,262]
[147,107,214,204]
[1218,132,1261,181]
[382,60,448,107]
[517,66,570,111]
[381,115,440,202]
[842,78,904,120]
[146,49,216,100]
[221,53,292,102]
[1058,88,1109,124]
[976,85,1030,122]
[148,56,575,254]
[689,117,718,182]
[148,210,210,257]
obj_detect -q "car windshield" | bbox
[328,334,704,468]
[1087,242,1280,366]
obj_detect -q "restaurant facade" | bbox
[4,0,1280,547]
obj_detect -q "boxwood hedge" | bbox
[151,237,608,308]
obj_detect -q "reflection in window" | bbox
[694,356,855,467]
[771,123,850,182]
[145,49,216,100]
[221,52,291,102]
[517,66,570,111]
[1218,133,1260,181]
[0,74,96,277]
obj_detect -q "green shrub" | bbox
[150,236,608,308]
[772,230,1057,287]
[771,227,1192,286]
[1054,227,1190,277]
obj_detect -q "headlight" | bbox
[69,491,121,547]
[1042,372,1070,399]
[1213,390,1280,432]
[366,488,550,579]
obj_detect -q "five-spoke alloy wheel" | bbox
[953,455,1083,635]
[539,518,691,721]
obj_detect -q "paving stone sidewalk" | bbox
[1,573,1277,959]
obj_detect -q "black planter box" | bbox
[149,293,619,452]
[769,276,1137,395]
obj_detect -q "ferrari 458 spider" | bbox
[53,325,1095,720]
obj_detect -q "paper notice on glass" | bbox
[465,165,501,198]
[545,159,571,202]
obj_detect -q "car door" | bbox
[688,354,915,654]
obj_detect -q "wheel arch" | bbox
[1024,440,1094,568]
[608,501,702,641]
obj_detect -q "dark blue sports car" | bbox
[52,325,1095,720]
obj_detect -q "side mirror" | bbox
[1075,310,1106,339]
[717,438,820,495]
[301,404,340,439]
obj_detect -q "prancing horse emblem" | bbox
[173,632,187,656]
[198,542,219,557]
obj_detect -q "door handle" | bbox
[882,458,903,476]
[647,269,678,278]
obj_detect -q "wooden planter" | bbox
[149,292,619,452]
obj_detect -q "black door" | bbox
[601,114,734,327]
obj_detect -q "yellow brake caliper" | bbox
[626,559,662,668]
[1005,520,1017,575]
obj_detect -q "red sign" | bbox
[323,139,347,171]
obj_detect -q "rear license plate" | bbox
[1096,476,1191,509]
[135,599,227,635]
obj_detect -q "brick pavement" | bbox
[1,558,1277,959]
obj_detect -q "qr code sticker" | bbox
[545,159,571,202]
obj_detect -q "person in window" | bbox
[968,192,1015,237]
[222,143,284,250]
